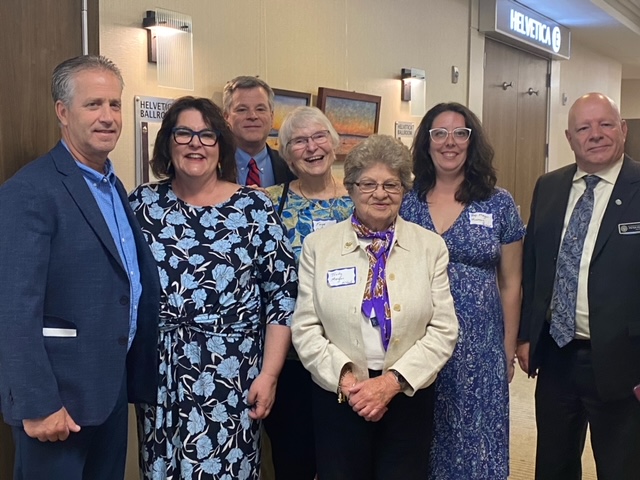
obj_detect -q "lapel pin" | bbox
[615,199,622,206]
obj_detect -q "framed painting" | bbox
[267,88,313,149]
[316,87,382,160]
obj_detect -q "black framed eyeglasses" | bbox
[171,127,220,146]
[348,181,404,194]
[428,127,472,144]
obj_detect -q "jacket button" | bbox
[118,336,128,346]
[389,273,395,281]
[393,304,401,312]
[119,296,129,306]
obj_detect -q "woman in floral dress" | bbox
[400,102,524,479]
[129,96,297,480]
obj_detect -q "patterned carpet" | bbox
[509,368,597,479]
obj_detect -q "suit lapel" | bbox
[540,166,575,255]
[592,156,640,261]
[51,142,125,271]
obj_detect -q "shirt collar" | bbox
[61,139,116,184]
[574,154,624,186]
[235,146,269,168]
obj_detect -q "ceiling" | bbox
[515,0,640,78]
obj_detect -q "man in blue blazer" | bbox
[518,93,640,479]
[0,55,159,479]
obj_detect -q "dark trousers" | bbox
[535,339,640,480]
[312,373,435,480]
[263,359,316,480]
[12,371,129,480]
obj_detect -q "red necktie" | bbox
[246,158,261,187]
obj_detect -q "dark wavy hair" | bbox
[412,102,496,203]
[151,96,237,182]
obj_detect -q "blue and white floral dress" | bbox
[129,182,297,480]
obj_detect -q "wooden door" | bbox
[482,39,549,224]
[0,1,98,477]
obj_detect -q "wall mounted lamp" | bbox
[142,9,194,90]
[401,68,426,102]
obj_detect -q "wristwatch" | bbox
[389,369,408,389]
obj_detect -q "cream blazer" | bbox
[291,216,458,397]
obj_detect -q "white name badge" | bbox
[469,212,493,228]
[327,267,357,287]
[618,222,640,235]
[43,328,77,338]
[313,219,337,231]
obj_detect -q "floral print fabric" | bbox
[400,187,525,479]
[129,182,297,480]
[266,184,353,261]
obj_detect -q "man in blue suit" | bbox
[0,55,159,479]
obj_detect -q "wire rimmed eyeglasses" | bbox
[287,130,331,151]
[172,127,220,147]
[348,181,404,194]
[428,127,472,144]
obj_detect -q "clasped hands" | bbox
[340,371,401,422]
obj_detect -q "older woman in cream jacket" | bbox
[291,134,458,480]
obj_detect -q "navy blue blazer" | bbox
[0,142,160,426]
[267,145,296,185]
[520,155,640,401]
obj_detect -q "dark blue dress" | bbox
[400,188,525,479]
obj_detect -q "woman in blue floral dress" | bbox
[129,97,297,480]
[400,103,525,479]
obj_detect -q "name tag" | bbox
[618,222,640,235]
[327,267,356,287]
[43,328,77,338]
[313,219,337,231]
[469,212,493,227]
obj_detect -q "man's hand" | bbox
[516,342,536,376]
[23,407,81,442]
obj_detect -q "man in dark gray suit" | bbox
[518,92,640,479]
[223,75,295,187]
[0,55,159,479]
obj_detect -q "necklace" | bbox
[298,176,339,215]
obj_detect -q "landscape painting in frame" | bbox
[267,89,313,149]
[316,87,381,160]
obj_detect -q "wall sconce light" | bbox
[142,9,194,90]
[401,68,426,102]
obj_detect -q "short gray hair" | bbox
[344,135,413,193]
[51,55,124,106]
[278,106,340,162]
[222,76,274,114]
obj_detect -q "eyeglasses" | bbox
[287,130,331,151]
[428,127,472,144]
[172,127,220,146]
[349,180,404,194]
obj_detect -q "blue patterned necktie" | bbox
[550,175,600,347]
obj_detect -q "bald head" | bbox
[565,92,627,173]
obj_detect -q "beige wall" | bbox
[546,41,622,172]
[100,0,471,191]
[621,79,640,118]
